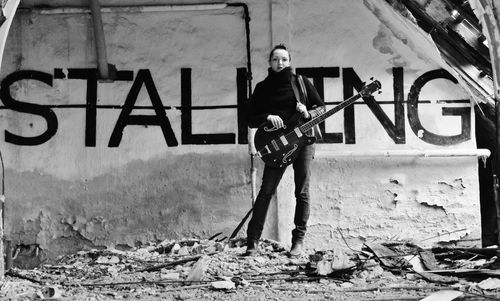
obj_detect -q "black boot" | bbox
[289,241,304,257]
[245,239,259,256]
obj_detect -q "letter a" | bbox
[109,69,178,147]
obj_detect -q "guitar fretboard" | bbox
[299,93,363,133]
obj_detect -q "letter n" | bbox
[343,68,405,144]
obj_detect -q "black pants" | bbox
[247,144,315,243]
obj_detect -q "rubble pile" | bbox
[1,236,500,300]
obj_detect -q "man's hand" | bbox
[296,103,310,119]
[267,115,284,129]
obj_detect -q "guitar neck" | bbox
[300,93,363,132]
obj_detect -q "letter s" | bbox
[0,70,58,145]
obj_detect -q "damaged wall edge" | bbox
[0,0,21,281]
[470,0,500,249]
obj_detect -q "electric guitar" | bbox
[254,79,382,168]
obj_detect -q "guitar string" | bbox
[257,82,379,155]
[258,94,362,155]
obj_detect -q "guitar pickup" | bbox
[271,140,279,151]
[294,128,302,137]
[280,136,288,145]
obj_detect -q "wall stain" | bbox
[6,151,250,262]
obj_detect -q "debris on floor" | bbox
[2,236,500,300]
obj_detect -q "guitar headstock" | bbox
[360,78,382,97]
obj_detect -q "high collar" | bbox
[267,66,293,83]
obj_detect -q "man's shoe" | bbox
[289,241,304,257]
[245,240,259,256]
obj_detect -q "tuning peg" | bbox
[370,77,374,80]
[378,91,382,94]
[361,81,366,86]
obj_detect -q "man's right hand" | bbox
[267,115,284,129]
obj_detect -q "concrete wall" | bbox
[0,0,483,261]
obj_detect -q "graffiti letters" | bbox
[0,67,471,147]
[407,69,470,145]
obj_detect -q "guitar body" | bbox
[254,115,316,168]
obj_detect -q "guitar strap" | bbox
[292,75,322,140]
[291,75,303,105]
[292,75,307,105]
[297,75,309,105]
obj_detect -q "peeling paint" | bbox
[289,156,480,251]
[5,151,252,261]
[418,201,447,213]
[382,190,399,208]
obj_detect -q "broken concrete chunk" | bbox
[160,272,181,281]
[230,276,250,288]
[355,263,384,280]
[171,243,181,254]
[95,255,120,264]
[185,256,209,282]
[316,260,334,276]
[177,246,190,256]
[211,280,235,290]
[419,290,463,301]
[404,254,425,272]
[107,265,120,277]
[314,248,354,276]
[191,243,203,254]
[478,277,500,290]
[214,242,225,252]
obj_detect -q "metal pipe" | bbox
[227,2,252,97]
[32,4,229,14]
[315,148,490,158]
[224,3,255,208]
[88,0,109,80]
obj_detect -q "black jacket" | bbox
[247,67,326,131]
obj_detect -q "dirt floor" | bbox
[2,237,500,300]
